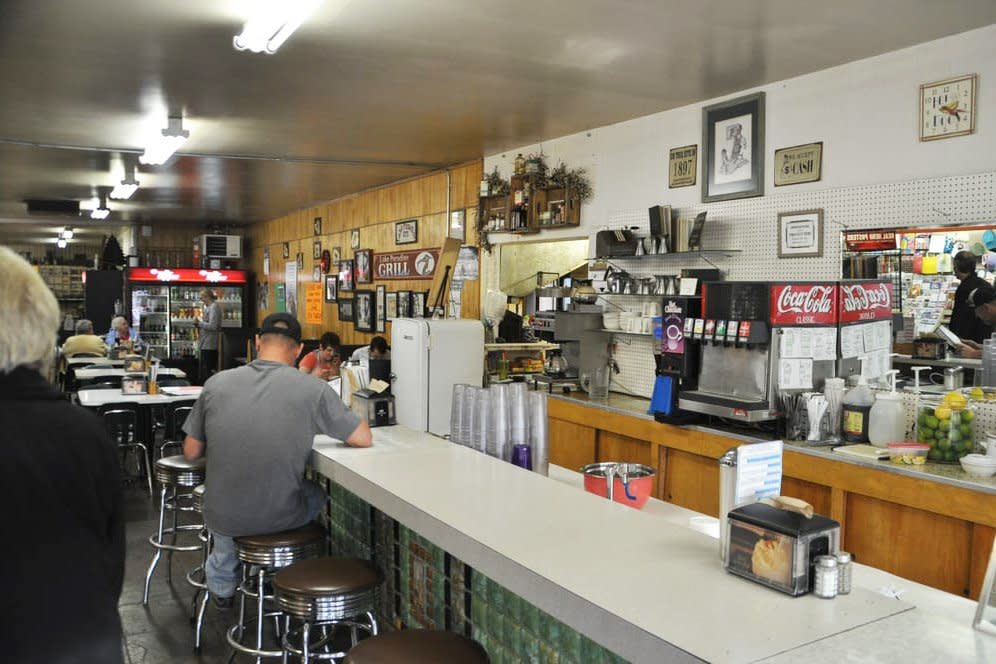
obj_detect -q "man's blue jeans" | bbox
[205,480,325,599]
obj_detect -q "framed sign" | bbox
[355,249,373,284]
[354,290,375,332]
[375,285,386,332]
[774,142,823,186]
[339,259,354,292]
[920,73,976,141]
[338,298,354,324]
[350,229,361,250]
[282,242,290,259]
[777,209,824,258]
[386,292,398,319]
[702,92,765,202]
[332,246,341,266]
[296,252,304,270]
[313,216,322,236]
[311,265,321,283]
[669,144,697,188]
[313,240,322,260]
[395,219,418,245]
[412,291,426,318]
[373,249,439,280]
[448,210,465,241]
[397,290,412,318]
[324,275,338,303]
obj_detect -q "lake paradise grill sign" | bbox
[373,249,440,280]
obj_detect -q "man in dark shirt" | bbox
[949,251,992,344]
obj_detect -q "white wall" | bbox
[483,24,996,245]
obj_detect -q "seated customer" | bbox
[0,247,125,662]
[348,335,390,367]
[62,318,108,357]
[105,315,143,352]
[298,331,342,380]
[183,313,371,605]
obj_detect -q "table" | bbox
[65,357,124,367]
[77,387,202,408]
[74,367,186,381]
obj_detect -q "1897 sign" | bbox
[669,144,697,188]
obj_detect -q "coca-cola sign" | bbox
[770,284,838,325]
[839,282,893,322]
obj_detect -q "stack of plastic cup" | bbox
[490,385,511,460]
[508,383,529,446]
[477,388,491,455]
[468,387,482,452]
[529,391,549,476]
[450,384,468,445]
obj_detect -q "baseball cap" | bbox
[259,312,302,343]
[969,283,996,308]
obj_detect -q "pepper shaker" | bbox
[835,551,853,595]
[813,555,839,599]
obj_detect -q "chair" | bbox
[70,352,105,357]
[159,399,196,459]
[99,404,153,498]
[63,361,99,392]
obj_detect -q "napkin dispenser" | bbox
[350,389,396,427]
[724,502,840,596]
[595,230,639,258]
[122,355,148,373]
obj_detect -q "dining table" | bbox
[74,367,186,381]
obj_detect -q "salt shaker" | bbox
[813,555,839,599]
[835,551,853,595]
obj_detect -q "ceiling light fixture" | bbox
[61,227,74,240]
[110,160,140,199]
[139,116,190,166]
[91,193,110,220]
[233,0,322,54]
[57,238,67,248]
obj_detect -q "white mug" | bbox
[642,317,653,334]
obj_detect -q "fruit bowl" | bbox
[916,391,975,463]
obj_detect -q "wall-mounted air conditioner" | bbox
[199,234,242,259]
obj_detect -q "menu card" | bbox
[779,327,837,361]
[778,358,814,390]
[736,441,783,505]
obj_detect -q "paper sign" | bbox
[305,283,323,324]
[679,277,698,296]
[736,441,783,504]
[778,358,814,390]
[840,325,864,358]
[284,262,298,317]
[861,323,877,353]
[780,327,837,361]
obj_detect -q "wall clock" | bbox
[920,74,977,141]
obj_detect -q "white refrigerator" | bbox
[391,318,484,436]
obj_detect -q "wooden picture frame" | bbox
[282,242,290,259]
[331,246,341,266]
[355,249,373,284]
[395,219,418,245]
[338,259,354,292]
[296,252,304,270]
[311,265,321,283]
[411,291,426,318]
[702,92,765,202]
[448,210,465,241]
[375,285,386,332]
[324,275,338,303]
[777,209,824,258]
[313,216,322,236]
[385,292,398,319]
[313,240,321,260]
[774,142,823,187]
[350,229,360,250]
[397,290,412,318]
[353,290,375,332]
[338,298,354,324]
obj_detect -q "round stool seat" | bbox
[234,522,326,567]
[274,558,382,621]
[344,630,489,664]
[192,484,205,513]
[154,455,206,487]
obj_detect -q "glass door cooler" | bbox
[129,284,170,359]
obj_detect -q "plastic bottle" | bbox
[868,370,906,447]
[842,358,875,444]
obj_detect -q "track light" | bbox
[139,116,189,166]
[233,0,322,54]
[56,238,67,248]
[111,161,140,199]
[61,227,74,240]
[91,193,110,220]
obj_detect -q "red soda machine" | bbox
[836,280,894,381]
[678,281,840,422]
[649,295,701,422]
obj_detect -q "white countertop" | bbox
[77,386,201,407]
[74,367,186,380]
[313,426,995,663]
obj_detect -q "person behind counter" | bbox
[348,335,390,366]
[104,315,143,352]
[0,247,125,662]
[62,318,108,357]
[182,313,371,606]
[958,282,996,358]
[299,331,342,380]
[193,288,222,384]
[949,251,993,344]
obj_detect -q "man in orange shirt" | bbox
[298,332,341,380]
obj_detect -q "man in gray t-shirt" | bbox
[184,312,372,602]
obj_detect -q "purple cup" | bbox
[511,444,532,470]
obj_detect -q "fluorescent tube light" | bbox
[233,0,322,54]
[91,193,110,220]
[139,116,190,166]
[56,238,67,249]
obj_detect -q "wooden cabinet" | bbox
[548,418,596,471]
[661,448,719,516]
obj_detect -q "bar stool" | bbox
[100,404,154,498]
[187,484,211,651]
[227,523,327,662]
[142,455,206,605]
[273,558,383,663]
[343,630,489,664]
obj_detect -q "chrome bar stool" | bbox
[273,558,383,664]
[100,405,154,498]
[142,455,206,605]
[187,484,212,651]
[226,523,326,663]
[343,630,490,664]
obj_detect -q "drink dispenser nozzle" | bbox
[910,366,930,393]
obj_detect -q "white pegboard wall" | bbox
[609,333,657,398]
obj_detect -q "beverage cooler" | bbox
[125,268,251,362]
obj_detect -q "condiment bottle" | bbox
[868,370,905,448]
[835,551,853,594]
[842,358,874,444]
[813,555,839,599]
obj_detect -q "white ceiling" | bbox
[1,0,994,242]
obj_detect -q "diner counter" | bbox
[312,427,994,663]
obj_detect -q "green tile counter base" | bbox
[321,478,629,664]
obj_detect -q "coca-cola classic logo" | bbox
[841,283,891,311]
[776,285,835,315]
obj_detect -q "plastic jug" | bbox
[842,359,875,444]
[868,370,906,447]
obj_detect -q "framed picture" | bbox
[920,73,976,142]
[774,142,823,187]
[353,290,375,332]
[282,242,290,259]
[777,209,824,258]
[386,292,398,319]
[324,275,338,303]
[669,144,698,188]
[411,291,426,318]
[313,240,321,260]
[313,216,322,236]
[339,259,354,292]
[350,229,360,250]
[312,265,321,283]
[395,219,418,245]
[448,210,465,241]
[397,290,412,318]
[548,200,566,225]
[355,249,373,284]
[702,92,765,203]
[296,252,304,270]
[338,298,354,324]
[332,246,341,266]
[375,285,386,332]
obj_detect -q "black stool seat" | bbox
[274,558,382,622]
[154,455,206,487]
[192,484,205,512]
[234,523,326,567]
[344,630,489,664]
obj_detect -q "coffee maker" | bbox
[650,295,701,422]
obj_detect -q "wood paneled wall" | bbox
[249,160,483,344]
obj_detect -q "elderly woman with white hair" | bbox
[104,314,143,352]
[0,247,125,662]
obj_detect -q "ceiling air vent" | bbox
[199,234,242,259]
